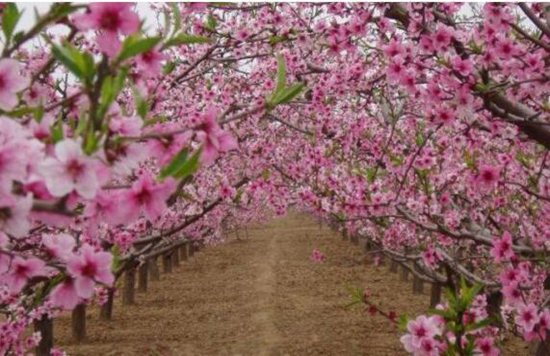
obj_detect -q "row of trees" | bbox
[0,3,548,355]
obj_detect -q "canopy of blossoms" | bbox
[0,3,549,356]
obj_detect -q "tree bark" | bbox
[163,253,172,273]
[430,283,442,308]
[413,275,424,294]
[189,243,195,258]
[34,315,53,356]
[149,256,160,281]
[172,248,180,267]
[400,265,409,282]
[71,304,87,343]
[123,266,136,305]
[390,260,399,273]
[100,288,115,320]
[180,244,188,261]
[138,260,149,293]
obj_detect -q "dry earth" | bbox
[54,213,528,355]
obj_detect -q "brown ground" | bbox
[54,213,528,356]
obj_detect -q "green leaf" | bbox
[205,14,217,32]
[164,33,211,48]
[273,82,305,105]
[51,44,84,79]
[118,36,161,63]
[169,3,182,34]
[2,3,22,43]
[163,61,177,75]
[173,148,202,179]
[465,317,492,332]
[50,119,64,143]
[160,147,189,180]
[111,245,121,271]
[272,54,287,101]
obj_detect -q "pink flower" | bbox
[475,165,500,190]
[476,337,499,356]
[4,257,47,293]
[122,172,175,223]
[502,282,522,305]
[40,139,100,199]
[43,233,75,260]
[73,3,140,57]
[516,303,540,333]
[452,56,474,77]
[310,248,325,263]
[84,191,126,226]
[50,277,80,310]
[66,244,114,299]
[406,315,441,347]
[196,107,239,165]
[0,59,30,111]
[0,194,32,238]
[491,231,515,263]
[135,48,165,77]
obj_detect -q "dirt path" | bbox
[55,213,528,355]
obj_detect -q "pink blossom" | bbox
[50,277,80,310]
[401,315,442,353]
[475,165,500,191]
[452,56,474,77]
[196,107,239,165]
[0,59,30,111]
[73,3,140,57]
[135,48,165,77]
[516,303,540,333]
[502,282,522,305]
[310,248,325,263]
[122,172,175,223]
[40,139,100,199]
[4,257,47,293]
[476,337,499,356]
[42,233,75,260]
[66,244,114,299]
[0,194,32,238]
[491,231,515,263]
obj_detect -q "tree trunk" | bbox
[531,331,550,356]
[189,243,195,258]
[122,266,136,305]
[350,234,359,245]
[138,260,149,293]
[149,256,160,281]
[163,253,172,273]
[180,244,188,261]
[400,265,409,282]
[100,288,115,320]
[172,248,180,267]
[389,260,398,273]
[34,315,53,356]
[71,304,87,343]
[342,229,348,241]
[413,275,424,294]
[430,283,442,308]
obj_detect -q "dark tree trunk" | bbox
[163,253,172,273]
[172,248,180,267]
[180,244,188,261]
[430,283,442,308]
[150,256,160,281]
[100,288,115,320]
[71,304,87,343]
[34,315,53,356]
[138,260,149,293]
[123,266,136,305]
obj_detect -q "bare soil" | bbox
[54,213,528,355]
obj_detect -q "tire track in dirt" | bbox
[250,229,282,356]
